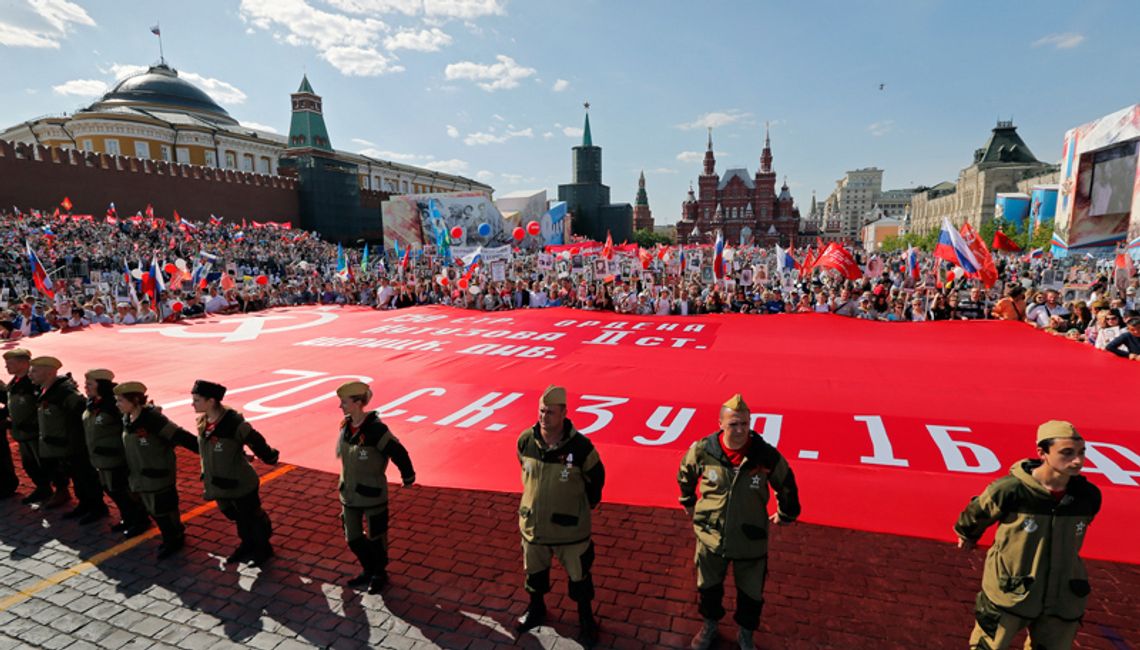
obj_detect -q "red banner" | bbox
[20,306,1140,563]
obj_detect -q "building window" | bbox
[259,157,271,174]
[160,145,172,161]
[241,153,254,171]
[176,147,190,163]
[134,141,150,159]
[205,150,217,167]
[105,139,121,156]
[225,151,237,168]
[80,139,93,152]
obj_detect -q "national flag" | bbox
[335,243,352,281]
[713,231,726,280]
[460,246,483,281]
[190,250,216,289]
[775,244,798,273]
[60,196,73,212]
[233,230,245,242]
[933,217,980,274]
[638,247,652,270]
[361,245,370,273]
[992,230,1022,252]
[52,207,60,220]
[105,202,118,224]
[958,222,998,288]
[602,232,614,261]
[41,226,56,241]
[1024,248,1044,261]
[905,246,920,280]
[813,242,863,280]
[176,212,199,234]
[400,246,411,271]
[150,25,161,36]
[209,214,222,226]
[145,204,154,219]
[26,241,55,299]
[678,246,686,274]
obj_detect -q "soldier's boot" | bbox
[690,619,718,650]
[226,543,254,564]
[41,485,71,509]
[245,511,275,567]
[516,592,547,633]
[367,538,388,594]
[346,538,373,588]
[155,518,186,560]
[21,486,53,505]
[737,628,756,650]
[576,600,600,649]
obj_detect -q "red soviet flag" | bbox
[992,230,1022,252]
[814,242,863,280]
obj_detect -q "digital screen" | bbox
[1089,141,1137,217]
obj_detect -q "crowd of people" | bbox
[2,206,1139,359]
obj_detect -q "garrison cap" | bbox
[3,348,32,360]
[336,381,371,399]
[722,393,750,413]
[30,356,62,369]
[191,380,227,401]
[85,368,114,381]
[540,385,567,406]
[1037,420,1080,444]
[113,381,147,396]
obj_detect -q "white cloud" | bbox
[358,148,430,162]
[52,78,107,96]
[463,126,532,145]
[475,170,495,182]
[240,121,279,133]
[866,120,894,137]
[500,173,524,184]
[239,0,404,76]
[647,167,677,174]
[445,124,459,138]
[182,72,248,105]
[1032,32,1084,49]
[384,27,452,51]
[552,78,569,92]
[542,131,554,139]
[676,150,727,162]
[676,109,753,130]
[563,126,583,138]
[507,127,532,138]
[491,113,505,121]
[352,137,376,147]
[109,63,148,79]
[0,0,95,49]
[424,158,469,174]
[444,55,535,91]
[325,0,421,15]
[326,0,505,18]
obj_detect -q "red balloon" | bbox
[526,220,540,236]
[458,277,469,289]
[450,226,463,239]
[438,275,450,287]
[512,227,525,241]
[945,271,955,284]
[163,263,177,274]
[256,274,269,286]
[171,301,184,313]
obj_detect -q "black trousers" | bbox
[0,434,18,493]
[62,453,105,511]
[16,439,59,491]
[218,490,273,552]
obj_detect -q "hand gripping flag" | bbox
[26,241,55,299]
[933,217,980,274]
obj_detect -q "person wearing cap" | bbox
[335,380,415,594]
[5,349,62,504]
[81,369,149,535]
[28,356,107,522]
[515,385,605,648]
[678,393,801,650]
[191,379,280,567]
[116,381,200,557]
[1103,315,1140,360]
[954,421,1102,649]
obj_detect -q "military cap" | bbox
[1037,420,1080,444]
[192,379,227,401]
[113,381,147,396]
[30,356,62,369]
[85,368,115,381]
[540,385,567,406]
[336,381,371,399]
[3,348,32,360]
[722,393,750,413]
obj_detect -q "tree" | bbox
[631,228,674,247]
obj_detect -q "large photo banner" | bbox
[19,306,1140,563]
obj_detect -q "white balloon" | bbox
[130,269,143,279]
[175,258,188,271]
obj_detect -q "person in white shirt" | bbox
[204,288,229,314]
[376,280,395,310]
[529,282,548,308]
[655,289,673,316]
[88,303,114,325]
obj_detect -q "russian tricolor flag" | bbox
[905,245,920,280]
[933,217,980,274]
[26,241,55,299]
[713,231,725,280]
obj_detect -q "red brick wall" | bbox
[0,139,299,222]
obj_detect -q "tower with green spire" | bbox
[558,102,633,242]
[287,74,333,152]
[632,170,654,230]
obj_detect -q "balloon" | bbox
[477,222,491,237]
[256,274,269,286]
[171,301,184,313]
[438,274,449,287]
[450,226,463,239]
[164,263,177,274]
[526,220,540,236]
[175,258,188,272]
[130,268,143,280]
[945,271,955,284]
[512,227,525,241]
[458,277,469,289]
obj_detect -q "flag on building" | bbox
[150,25,161,36]
[26,241,55,299]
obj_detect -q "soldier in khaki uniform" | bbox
[115,381,200,558]
[955,420,1102,650]
[678,394,800,650]
[335,381,415,594]
[6,348,68,505]
[29,356,108,523]
[191,380,279,567]
[515,385,605,648]
[82,369,149,534]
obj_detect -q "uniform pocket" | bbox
[355,483,384,498]
[551,512,579,527]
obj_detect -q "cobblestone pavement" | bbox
[0,444,1137,649]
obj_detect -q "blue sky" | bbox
[2,0,1138,225]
